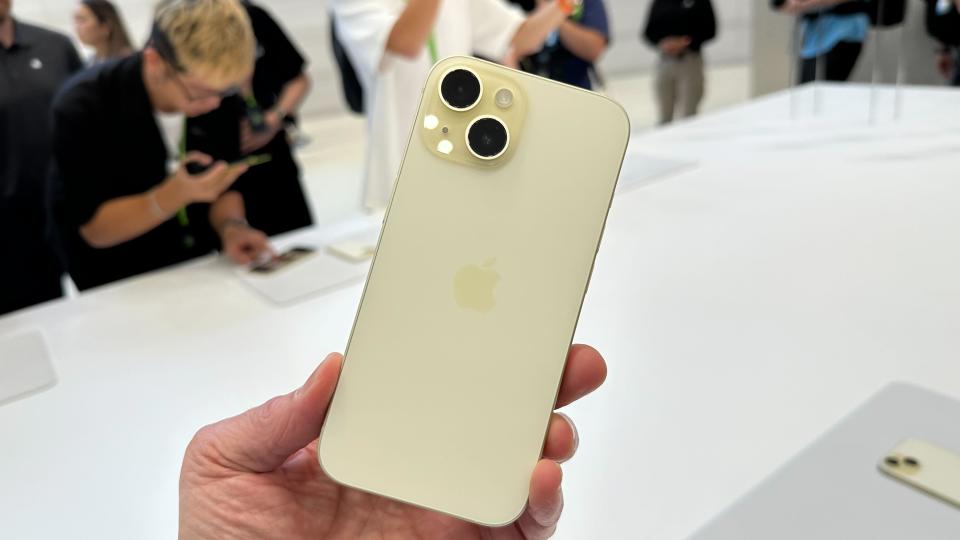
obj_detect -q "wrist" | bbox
[154,179,188,216]
[267,108,286,129]
[216,217,250,237]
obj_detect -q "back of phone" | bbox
[319,56,630,526]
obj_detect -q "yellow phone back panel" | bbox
[319,57,630,526]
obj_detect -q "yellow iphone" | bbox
[318,56,630,526]
[879,438,960,509]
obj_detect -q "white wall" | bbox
[14,0,753,116]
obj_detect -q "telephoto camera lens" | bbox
[440,68,482,111]
[467,116,509,160]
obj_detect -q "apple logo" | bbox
[454,258,500,313]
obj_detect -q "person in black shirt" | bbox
[51,0,271,291]
[925,0,960,86]
[643,0,717,125]
[0,0,82,315]
[192,1,313,237]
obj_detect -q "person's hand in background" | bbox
[240,109,284,154]
[936,49,955,80]
[156,152,249,209]
[659,36,692,56]
[179,345,608,539]
[219,220,271,265]
[781,0,848,15]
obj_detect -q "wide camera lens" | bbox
[467,116,509,160]
[440,68,482,111]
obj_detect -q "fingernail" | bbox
[556,412,578,463]
[295,353,337,399]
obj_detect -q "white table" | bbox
[3,84,960,539]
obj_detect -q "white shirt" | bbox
[331,0,525,210]
[154,111,185,174]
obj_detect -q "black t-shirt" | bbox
[643,0,717,53]
[244,2,307,114]
[0,20,82,312]
[925,0,960,46]
[189,2,312,237]
[51,53,215,291]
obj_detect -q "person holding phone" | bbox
[179,345,607,539]
[330,0,578,211]
[0,0,82,314]
[52,0,272,291]
[188,1,314,237]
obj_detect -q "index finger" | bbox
[183,151,213,166]
[554,344,607,409]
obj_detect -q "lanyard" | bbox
[176,120,195,248]
[427,32,439,64]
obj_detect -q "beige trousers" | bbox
[655,52,705,125]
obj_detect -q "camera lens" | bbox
[466,116,509,160]
[440,68,482,111]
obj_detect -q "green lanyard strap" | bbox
[176,119,194,248]
[427,32,439,64]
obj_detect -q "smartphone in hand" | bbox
[318,57,630,526]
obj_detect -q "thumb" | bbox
[203,353,343,472]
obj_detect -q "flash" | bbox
[424,115,439,130]
[437,140,454,154]
[495,88,514,109]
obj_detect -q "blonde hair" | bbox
[154,0,254,87]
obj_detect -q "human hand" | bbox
[782,0,835,14]
[659,36,692,56]
[179,345,608,539]
[780,0,807,15]
[219,221,272,265]
[936,50,955,80]
[158,152,248,208]
[240,110,283,155]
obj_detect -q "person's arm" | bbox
[782,0,857,14]
[240,6,313,154]
[209,191,271,265]
[643,0,665,47]
[558,0,609,63]
[271,73,310,121]
[385,0,443,59]
[511,2,568,57]
[79,154,245,248]
[700,0,717,46]
[241,73,312,154]
[558,20,607,62]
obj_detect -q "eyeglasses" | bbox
[163,60,238,103]
[151,22,238,103]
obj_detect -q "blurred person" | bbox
[73,0,133,66]
[190,1,314,237]
[643,0,717,125]
[51,0,271,291]
[774,0,871,84]
[0,0,82,315]
[925,0,960,86]
[509,0,610,90]
[330,0,581,211]
[180,345,607,539]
